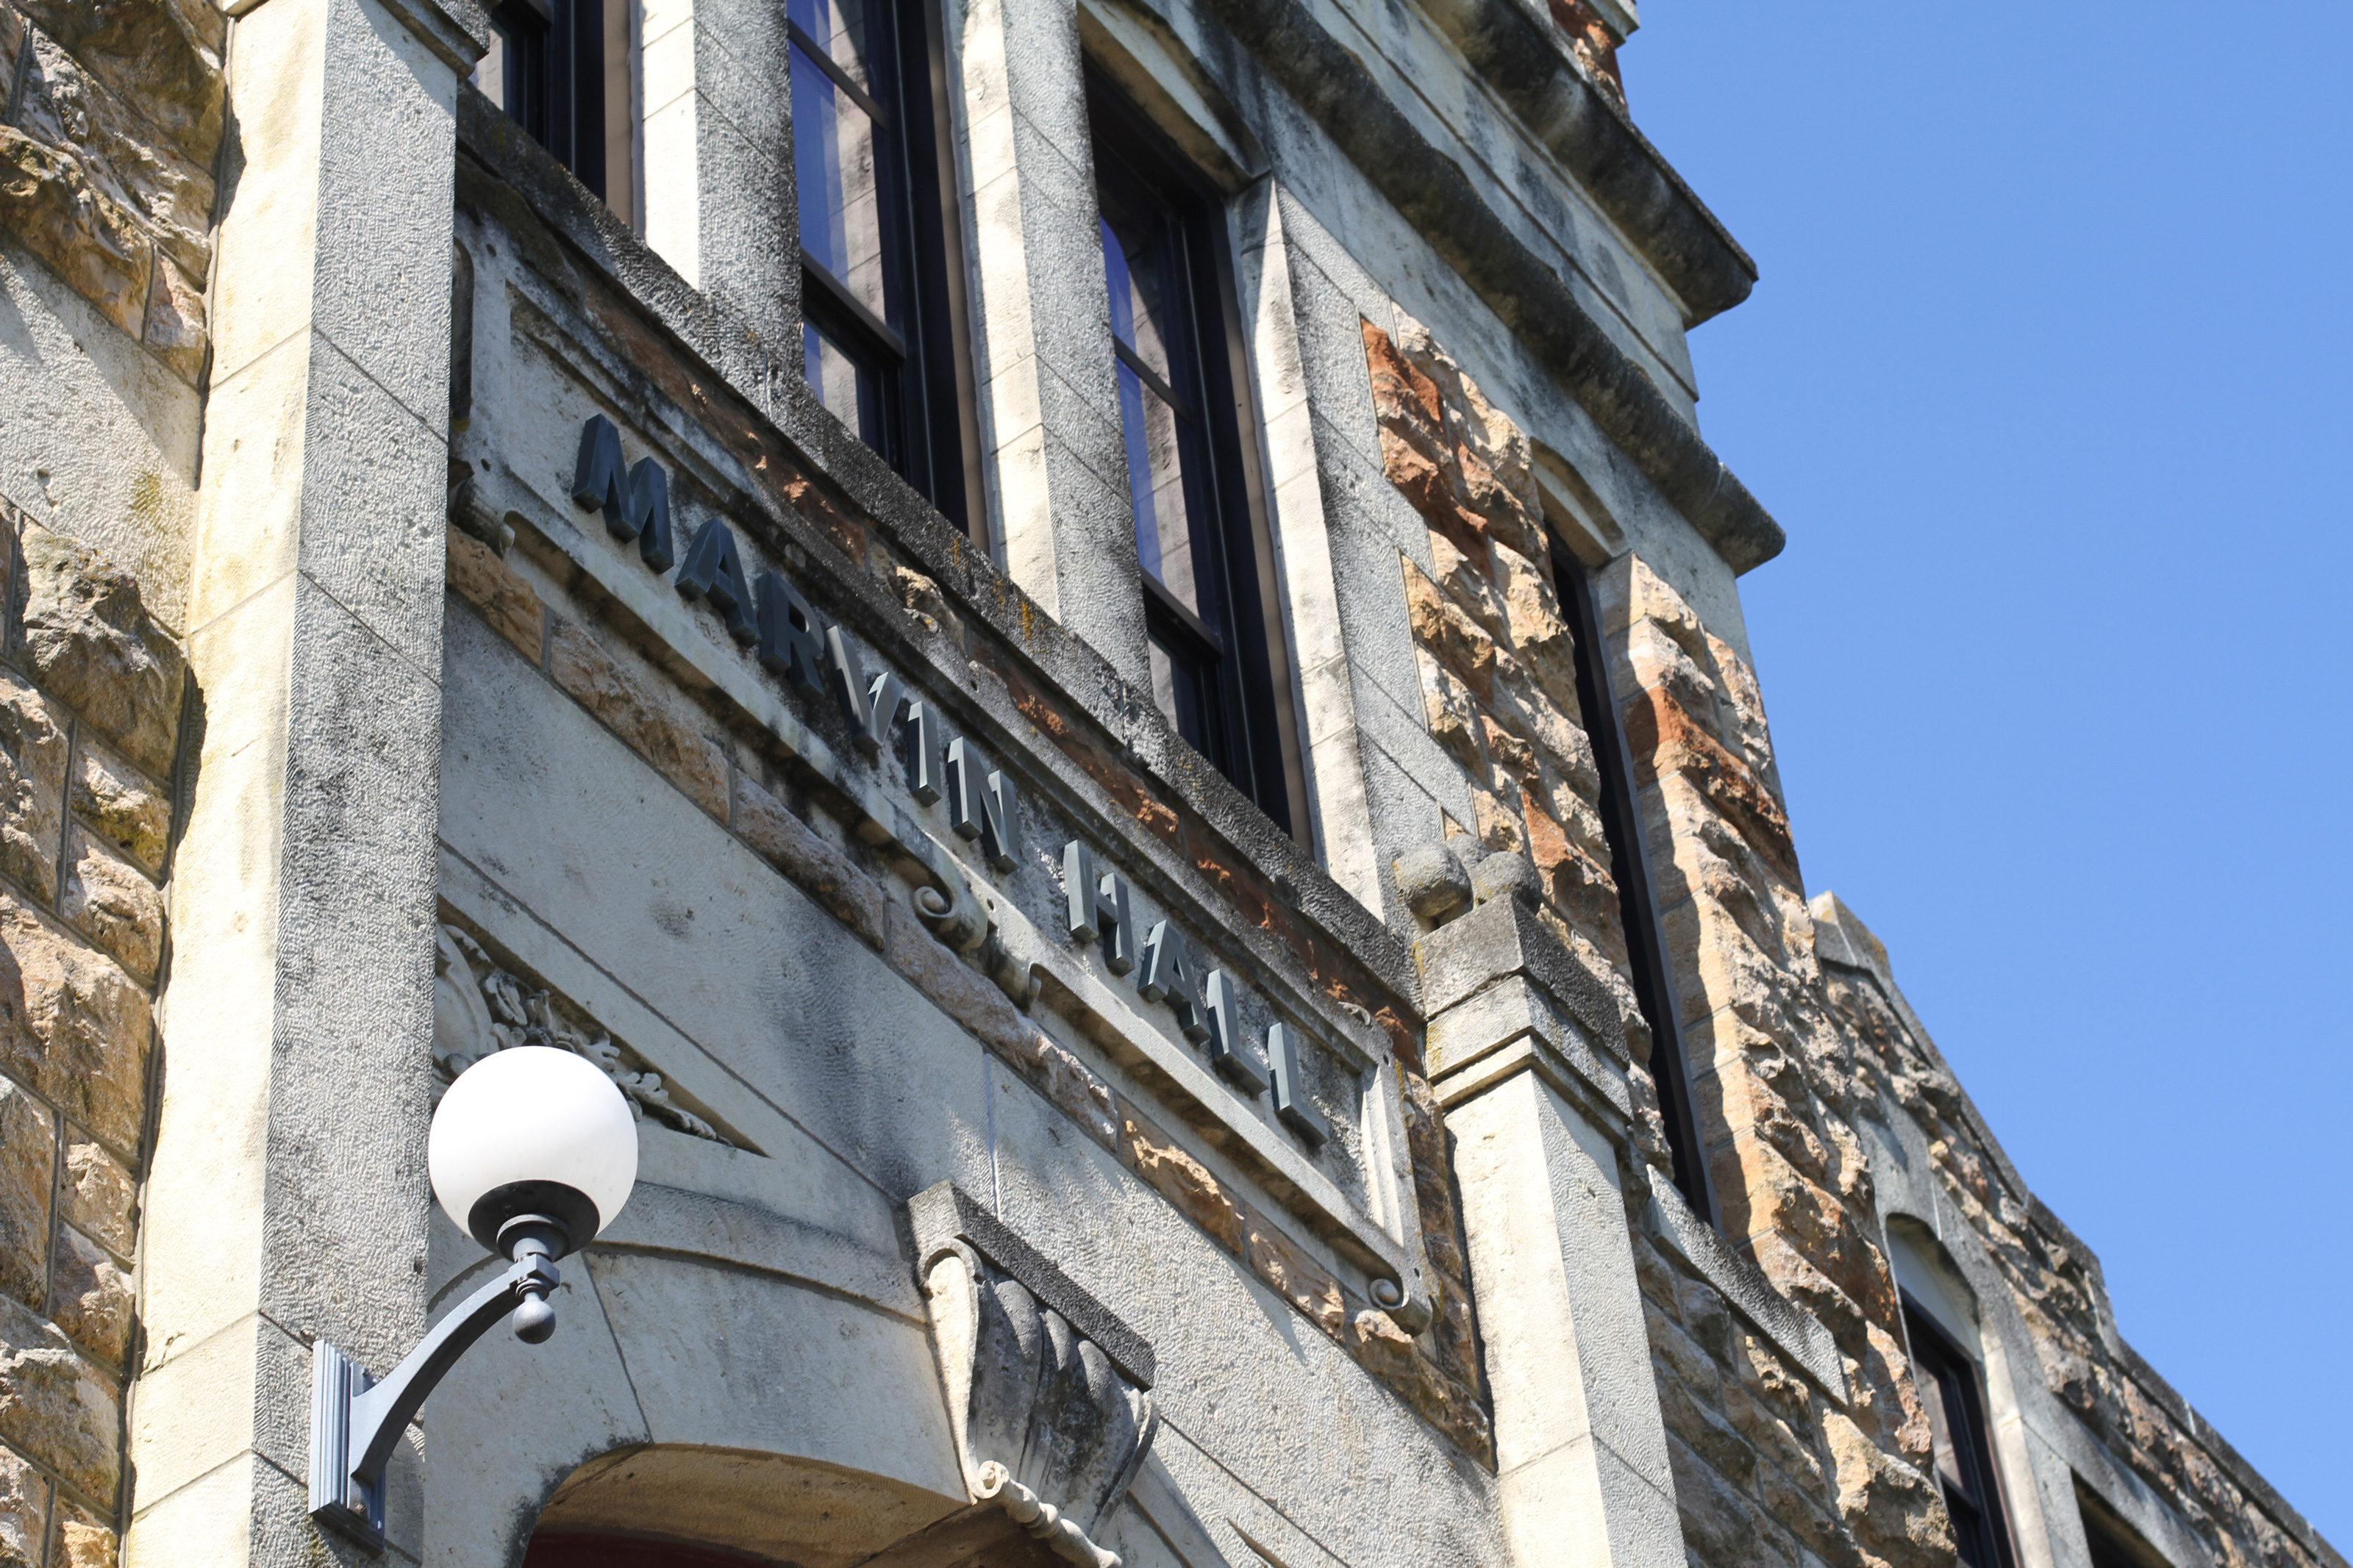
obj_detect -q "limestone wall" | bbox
[0,502,184,1568]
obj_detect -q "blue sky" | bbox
[1628,2,2351,1547]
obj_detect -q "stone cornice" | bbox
[1190,0,1787,574]
[452,89,1424,1024]
[1420,0,1757,326]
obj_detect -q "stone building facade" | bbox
[0,1,2332,1567]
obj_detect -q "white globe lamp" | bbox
[428,1046,639,1340]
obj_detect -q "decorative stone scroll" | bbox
[433,923,734,1146]
[910,1184,1157,1568]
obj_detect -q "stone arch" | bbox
[515,1445,1047,1568]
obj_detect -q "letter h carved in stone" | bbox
[909,1184,1157,1568]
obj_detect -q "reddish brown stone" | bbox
[1623,687,1798,887]
[732,773,886,951]
[446,529,545,664]
[46,1491,107,1568]
[1118,1099,1243,1255]
[546,619,730,820]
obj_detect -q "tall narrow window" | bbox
[790,0,975,533]
[475,0,624,206]
[1554,541,1715,1221]
[1090,76,1294,832]
[1904,1297,2018,1568]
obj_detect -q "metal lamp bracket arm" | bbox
[310,1253,561,1552]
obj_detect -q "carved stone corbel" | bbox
[910,1184,1157,1568]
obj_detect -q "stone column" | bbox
[124,0,481,1561]
[1420,892,1684,1568]
[946,0,1148,680]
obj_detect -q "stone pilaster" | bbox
[946,0,1148,680]
[125,0,481,1560]
[1420,887,1682,1568]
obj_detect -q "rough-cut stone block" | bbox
[446,529,544,665]
[0,128,150,337]
[15,29,214,278]
[1243,1210,1346,1339]
[18,530,184,780]
[46,1492,107,1568]
[56,1143,130,1260]
[68,738,166,877]
[0,1447,49,1568]
[0,894,151,1159]
[996,1027,1117,1150]
[0,1295,120,1503]
[732,772,885,952]
[546,618,729,820]
[882,901,1026,1059]
[59,826,159,983]
[47,1226,129,1367]
[1118,1100,1243,1255]
[0,1086,53,1317]
[0,670,68,903]
[12,0,224,172]
[140,244,204,384]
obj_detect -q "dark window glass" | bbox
[1090,76,1291,831]
[2079,1498,2160,1568]
[790,0,974,533]
[1904,1298,2017,1568]
[1552,541,1715,1222]
[483,0,607,198]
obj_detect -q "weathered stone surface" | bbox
[15,29,214,277]
[46,1226,129,1367]
[139,245,205,384]
[46,1492,107,1568]
[18,531,183,780]
[12,0,225,171]
[0,128,150,337]
[56,1143,130,1261]
[0,671,68,904]
[446,529,544,664]
[0,1447,49,1568]
[996,1026,1118,1151]
[1243,1211,1346,1339]
[547,617,729,820]
[0,1295,119,1503]
[882,901,1026,1059]
[733,772,886,953]
[1391,840,1471,925]
[1118,1100,1243,1255]
[0,894,151,1158]
[0,1086,53,1318]
[68,738,166,877]
[59,825,159,984]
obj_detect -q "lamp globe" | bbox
[429,1046,638,1267]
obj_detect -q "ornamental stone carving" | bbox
[432,922,731,1146]
[910,1184,1157,1568]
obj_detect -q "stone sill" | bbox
[1644,1172,1848,1406]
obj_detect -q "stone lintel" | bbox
[1427,974,1632,1128]
[907,1182,1156,1390]
[1643,1170,1848,1405]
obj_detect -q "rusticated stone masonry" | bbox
[0,0,226,384]
[1813,898,2338,1568]
[0,496,184,1568]
[1368,314,1954,1568]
